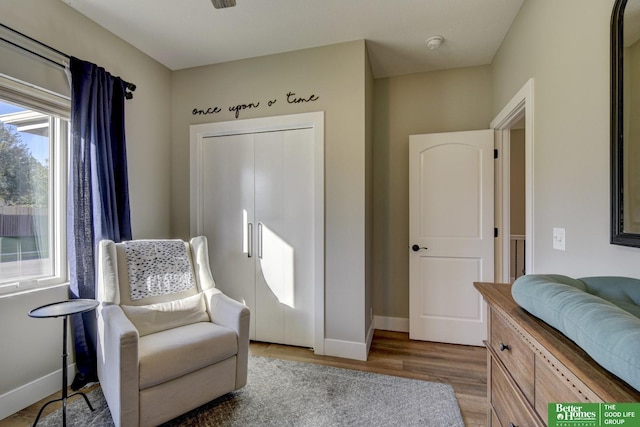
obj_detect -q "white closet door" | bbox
[192,112,324,352]
[201,129,314,348]
[254,129,314,348]
[254,132,285,344]
[281,129,314,347]
[202,134,257,339]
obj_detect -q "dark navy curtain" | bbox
[68,57,132,389]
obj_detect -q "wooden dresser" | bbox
[474,282,640,427]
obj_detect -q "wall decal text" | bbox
[229,101,260,119]
[192,91,319,119]
[286,91,319,104]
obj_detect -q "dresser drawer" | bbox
[490,309,535,403]
[491,357,544,427]
[534,355,602,422]
[491,408,501,427]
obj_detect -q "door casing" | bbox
[491,78,535,282]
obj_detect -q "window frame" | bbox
[0,74,70,296]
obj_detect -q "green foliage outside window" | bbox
[0,121,48,207]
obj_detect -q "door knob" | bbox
[411,244,428,252]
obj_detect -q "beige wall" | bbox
[372,66,492,319]
[171,41,371,347]
[510,129,526,236]
[364,47,374,335]
[0,0,171,415]
[492,0,640,277]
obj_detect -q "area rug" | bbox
[39,356,465,427]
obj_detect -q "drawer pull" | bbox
[509,423,518,427]
[499,342,511,352]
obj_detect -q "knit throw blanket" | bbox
[123,240,196,301]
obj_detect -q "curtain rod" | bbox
[0,22,136,98]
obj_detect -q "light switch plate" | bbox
[553,227,566,251]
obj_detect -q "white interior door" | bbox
[409,129,494,346]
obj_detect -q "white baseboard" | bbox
[373,315,409,332]
[365,320,374,356]
[322,321,377,362]
[324,338,369,361]
[0,364,75,421]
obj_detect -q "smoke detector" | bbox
[211,0,236,8]
[426,35,444,50]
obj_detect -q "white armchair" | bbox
[96,236,250,427]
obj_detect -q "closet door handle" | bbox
[247,223,253,258]
[258,223,263,259]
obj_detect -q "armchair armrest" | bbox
[204,288,250,333]
[204,288,250,388]
[97,304,140,427]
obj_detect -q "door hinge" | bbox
[494,227,499,238]
[494,149,499,159]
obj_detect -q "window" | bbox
[0,83,69,295]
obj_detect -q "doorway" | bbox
[491,79,534,283]
[508,122,526,282]
[407,79,534,345]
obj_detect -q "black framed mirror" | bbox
[612,0,640,247]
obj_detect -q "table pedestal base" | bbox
[32,390,95,427]
[30,314,96,426]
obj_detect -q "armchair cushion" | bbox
[121,293,210,337]
[138,322,238,389]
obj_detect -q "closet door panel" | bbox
[282,129,314,348]
[254,129,315,348]
[254,132,286,344]
[201,134,257,339]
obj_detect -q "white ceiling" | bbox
[62,0,524,78]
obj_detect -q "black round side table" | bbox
[28,299,99,427]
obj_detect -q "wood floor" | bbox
[1,330,487,427]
